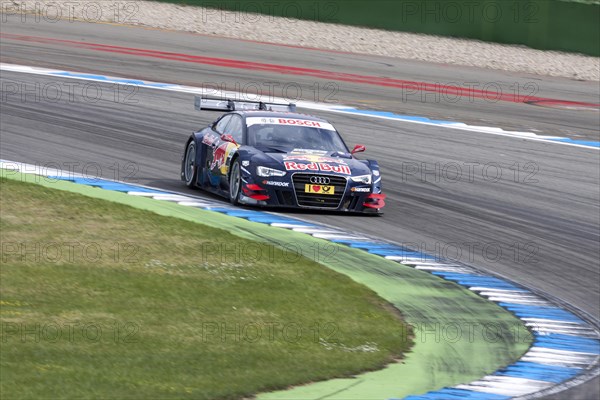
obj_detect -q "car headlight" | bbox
[257,166,287,177]
[351,174,372,185]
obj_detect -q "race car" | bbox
[181,97,386,213]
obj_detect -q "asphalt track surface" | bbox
[1,15,599,399]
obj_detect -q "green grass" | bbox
[0,179,412,399]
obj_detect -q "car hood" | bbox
[260,150,371,176]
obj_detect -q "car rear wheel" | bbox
[183,141,197,188]
[229,158,241,205]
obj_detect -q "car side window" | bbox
[226,115,244,144]
[214,115,232,134]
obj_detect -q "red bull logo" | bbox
[284,161,351,175]
[319,163,351,174]
[211,142,232,171]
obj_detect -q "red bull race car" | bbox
[181,97,386,213]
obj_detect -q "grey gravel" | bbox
[10,0,600,81]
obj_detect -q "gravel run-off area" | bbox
[5,0,600,81]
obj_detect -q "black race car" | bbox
[181,97,385,213]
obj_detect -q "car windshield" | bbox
[248,124,348,153]
[247,122,349,153]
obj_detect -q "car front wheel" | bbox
[229,158,241,205]
[183,141,197,188]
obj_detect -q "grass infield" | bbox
[0,179,412,399]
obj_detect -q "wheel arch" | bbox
[227,151,240,183]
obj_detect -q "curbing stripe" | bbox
[2,163,531,399]
[2,160,599,399]
[1,63,598,150]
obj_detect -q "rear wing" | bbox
[194,96,296,112]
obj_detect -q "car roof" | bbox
[234,111,330,123]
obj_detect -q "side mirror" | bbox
[351,144,366,155]
[221,134,238,146]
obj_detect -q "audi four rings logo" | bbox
[310,176,331,185]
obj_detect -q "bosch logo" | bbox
[310,176,330,185]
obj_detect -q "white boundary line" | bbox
[1,63,598,150]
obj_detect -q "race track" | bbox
[1,15,599,399]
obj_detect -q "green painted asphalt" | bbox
[1,170,532,399]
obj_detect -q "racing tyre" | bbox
[229,158,242,205]
[183,140,198,188]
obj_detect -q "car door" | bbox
[205,114,245,188]
[217,115,244,184]
[204,114,233,187]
